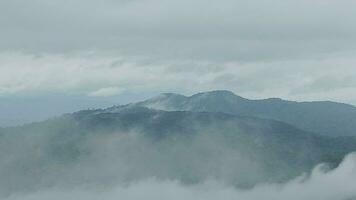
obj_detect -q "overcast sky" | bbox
[1,0,356,105]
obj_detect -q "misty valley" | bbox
[1,91,356,200]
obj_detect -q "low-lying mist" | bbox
[0,128,269,195]
[3,153,356,200]
[1,111,355,200]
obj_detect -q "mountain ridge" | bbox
[1,102,356,193]
[134,90,356,136]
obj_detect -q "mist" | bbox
[1,0,355,199]
[1,115,356,200]
[2,153,356,200]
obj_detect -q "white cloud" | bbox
[1,0,356,62]
[1,0,356,106]
[4,153,356,200]
[88,87,124,97]
[1,51,356,105]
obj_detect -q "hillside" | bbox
[136,90,356,136]
[0,106,355,195]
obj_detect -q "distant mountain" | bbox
[1,106,355,195]
[135,90,356,136]
[0,93,152,127]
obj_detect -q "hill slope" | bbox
[135,90,356,136]
[1,106,355,195]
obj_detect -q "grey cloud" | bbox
[2,0,356,39]
[1,0,356,61]
[1,0,356,106]
[3,153,356,200]
[1,51,356,105]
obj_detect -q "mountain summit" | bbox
[136,90,356,136]
[2,91,356,193]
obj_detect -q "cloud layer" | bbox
[1,117,356,200]
[1,0,356,60]
[1,0,356,104]
[1,51,356,105]
[3,153,356,200]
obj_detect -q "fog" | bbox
[1,0,355,199]
[0,128,266,194]
[1,121,356,200]
[2,153,356,200]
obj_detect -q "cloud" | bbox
[1,112,355,200]
[1,0,356,61]
[88,87,125,97]
[3,153,356,200]
[1,51,356,105]
[1,0,356,105]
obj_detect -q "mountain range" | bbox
[0,90,355,195]
[134,90,356,137]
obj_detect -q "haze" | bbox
[1,1,356,200]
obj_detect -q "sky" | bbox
[1,0,356,125]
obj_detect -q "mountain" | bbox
[1,106,355,195]
[135,90,356,136]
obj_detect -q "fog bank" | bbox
[3,153,356,200]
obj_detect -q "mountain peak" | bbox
[190,90,245,101]
[149,93,187,102]
[134,90,356,136]
[136,90,246,112]
[193,90,235,96]
[159,92,186,98]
